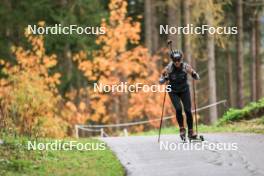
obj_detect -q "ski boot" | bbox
[188,129,198,142]
[188,129,204,142]
[179,127,186,142]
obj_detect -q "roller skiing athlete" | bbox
[159,41,203,142]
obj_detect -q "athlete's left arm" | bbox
[184,63,200,80]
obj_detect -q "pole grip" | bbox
[167,40,173,52]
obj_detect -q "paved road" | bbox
[102,133,264,176]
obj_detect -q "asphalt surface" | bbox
[101,133,264,176]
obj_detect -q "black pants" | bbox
[168,88,193,129]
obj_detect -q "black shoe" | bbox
[188,129,197,139]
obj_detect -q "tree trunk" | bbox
[227,50,234,107]
[64,44,73,91]
[120,75,128,125]
[144,0,152,54]
[236,0,244,108]
[207,35,218,123]
[168,0,181,49]
[151,0,159,54]
[183,0,191,65]
[250,19,257,102]
[206,10,218,124]
[113,97,120,131]
[183,0,193,99]
[255,13,262,100]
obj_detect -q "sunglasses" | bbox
[172,58,181,63]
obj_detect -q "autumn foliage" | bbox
[0,22,90,137]
[73,0,174,132]
[0,0,174,137]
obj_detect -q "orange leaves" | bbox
[0,23,72,137]
[73,50,87,62]
[79,61,93,78]
[43,55,57,68]
[97,0,141,56]
[0,79,8,87]
[8,29,58,91]
[108,0,128,22]
[79,102,86,111]
[38,21,45,26]
[0,59,5,65]
[1,70,65,137]
[73,51,96,80]
[69,0,171,132]
[66,101,77,112]
[53,73,61,83]
[62,100,89,126]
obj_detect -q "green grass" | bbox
[0,136,125,176]
[1,99,263,175]
[134,99,264,136]
[134,116,264,136]
[218,98,264,125]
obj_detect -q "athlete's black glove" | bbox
[159,69,169,84]
[192,71,200,80]
[159,75,168,84]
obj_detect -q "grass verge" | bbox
[135,99,264,136]
[218,98,264,125]
[0,136,125,176]
[134,116,264,136]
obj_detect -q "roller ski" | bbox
[188,129,204,142]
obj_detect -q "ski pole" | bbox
[158,40,172,143]
[192,79,198,134]
[158,89,167,143]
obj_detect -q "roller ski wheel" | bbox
[199,135,204,141]
[179,127,186,142]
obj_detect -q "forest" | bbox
[0,0,263,137]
